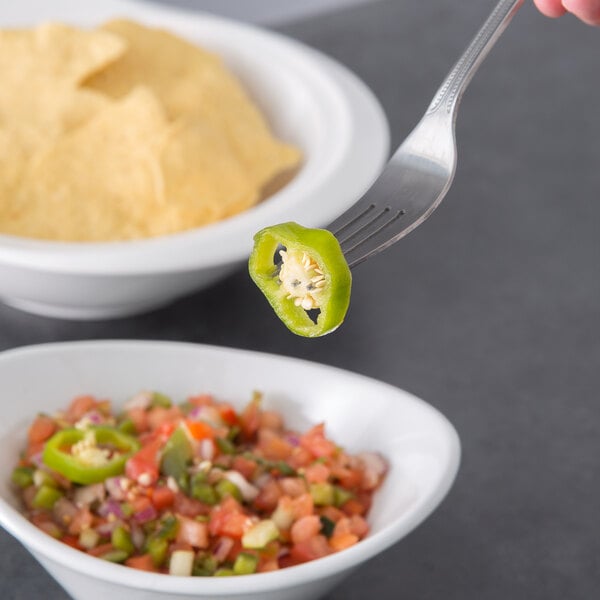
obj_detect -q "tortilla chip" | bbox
[157,116,258,234]
[3,88,166,241]
[0,20,302,242]
[85,19,301,192]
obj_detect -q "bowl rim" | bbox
[0,0,390,275]
[0,340,460,594]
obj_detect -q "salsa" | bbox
[13,391,387,576]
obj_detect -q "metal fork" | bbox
[330,0,524,268]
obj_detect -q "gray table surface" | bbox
[2,1,600,598]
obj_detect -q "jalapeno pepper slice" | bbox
[248,222,352,337]
[42,426,141,485]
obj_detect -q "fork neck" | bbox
[426,0,524,123]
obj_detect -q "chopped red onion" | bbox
[97,499,124,519]
[104,477,128,501]
[134,504,157,524]
[130,524,146,550]
[82,410,104,425]
[222,471,259,502]
[96,520,121,537]
[52,497,78,525]
[29,453,44,469]
[124,391,153,411]
[200,439,214,461]
[73,483,106,508]
[187,406,222,427]
[212,536,234,562]
[285,434,300,447]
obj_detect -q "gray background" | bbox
[1,1,600,598]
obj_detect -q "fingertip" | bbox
[561,0,600,25]
[533,0,568,17]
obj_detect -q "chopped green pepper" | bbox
[100,549,129,563]
[42,427,140,485]
[151,392,173,408]
[190,471,213,502]
[249,222,352,337]
[11,466,34,489]
[32,485,63,509]
[319,515,336,538]
[215,478,242,502]
[112,525,135,556]
[160,427,194,489]
[233,552,259,575]
[309,482,335,506]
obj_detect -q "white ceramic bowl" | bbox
[0,340,460,600]
[0,0,389,320]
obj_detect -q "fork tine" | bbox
[340,208,405,253]
[336,206,402,247]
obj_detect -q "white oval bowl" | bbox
[0,0,389,319]
[0,340,460,600]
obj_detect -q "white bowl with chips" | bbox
[0,0,389,319]
[0,340,460,600]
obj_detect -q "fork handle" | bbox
[427,0,524,120]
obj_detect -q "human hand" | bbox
[533,0,600,25]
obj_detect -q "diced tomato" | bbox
[131,496,153,514]
[287,446,313,469]
[259,410,283,431]
[127,407,149,433]
[304,462,330,484]
[232,455,258,480]
[173,493,210,518]
[67,395,98,421]
[125,438,161,485]
[25,442,45,460]
[218,404,238,426]
[154,421,177,442]
[290,493,314,520]
[329,532,359,551]
[300,424,336,459]
[349,515,369,538]
[253,480,281,512]
[126,554,157,572]
[278,477,307,498]
[188,394,214,407]
[95,399,112,417]
[185,420,215,440]
[239,395,261,440]
[169,541,194,553]
[330,466,362,489]
[151,486,175,511]
[60,535,80,549]
[176,516,209,549]
[258,558,279,572]
[67,508,93,535]
[257,429,293,461]
[209,497,251,538]
[318,505,345,523]
[289,535,331,563]
[28,415,56,445]
[340,497,368,516]
[290,515,321,544]
[147,406,182,431]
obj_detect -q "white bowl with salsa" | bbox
[0,340,460,600]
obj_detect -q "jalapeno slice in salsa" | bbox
[249,222,352,337]
[43,426,140,485]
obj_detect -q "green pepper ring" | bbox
[42,426,141,485]
[249,222,352,337]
